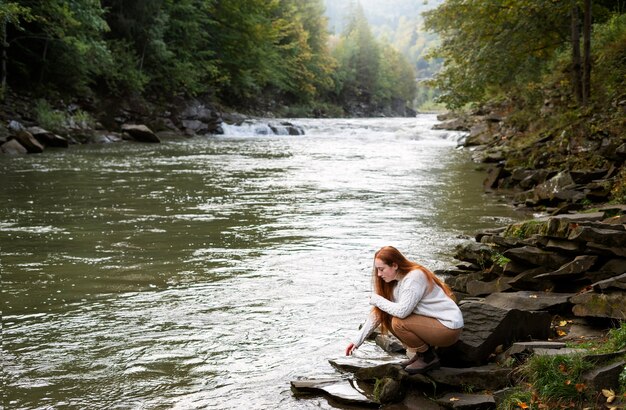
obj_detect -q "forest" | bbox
[0,0,417,117]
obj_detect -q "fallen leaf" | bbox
[529,294,538,298]
[557,329,567,337]
[603,389,616,399]
[565,379,571,385]
[559,320,568,326]
[575,383,585,392]
[516,401,529,409]
[449,397,460,402]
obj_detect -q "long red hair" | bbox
[373,246,455,334]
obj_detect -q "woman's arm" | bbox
[369,272,427,318]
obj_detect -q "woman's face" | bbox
[374,258,398,282]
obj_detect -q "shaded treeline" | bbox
[424,0,626,112]
[0,0,417,116]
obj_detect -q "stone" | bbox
[534,255,598,279]
[438,301,552,367]
[466,277,512,297]
[428,365,513,391]
[570,169,610,184]
[375,333,405,354]
[27,126,69,148]
[329,356,405,374]
[485,291,574,312]
[503,246,571,269]
[597,259,626,276]
[593,272,626,291]
[376,377,404,404]
[533,171,575,203]
[502,260,537,276]
[586,242,626,257]
[435,393,495,409]
[290,378,377,407]
[505,341,567,357]
[538,237,584,253]
[454,243,494,267]
[1,139,28,155]
[433,118,470,132]
[121,124,160,143]
[13,129,44,153]
[582,361,626,392]
[483,166,503,191]
[568,226,626,248]
[507,267,553,291]
[571,291,626,320]
[181,119,209,135]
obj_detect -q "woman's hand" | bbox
[345,343,356,356]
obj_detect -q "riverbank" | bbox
[291,105,625,409]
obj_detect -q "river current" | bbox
[1,116,531,409]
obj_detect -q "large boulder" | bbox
[27,126,69,147]
[12,129,44,153]
[1,138,28,155]
[121,124,160,143]
[570,291,626,320]
[438,301,552,367]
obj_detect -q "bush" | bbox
[35,100,66,133]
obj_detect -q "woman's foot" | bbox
[404,348,440,374]
[399,352,421,367]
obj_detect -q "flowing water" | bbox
[1,116,533,409]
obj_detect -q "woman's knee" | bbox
[390,316,405,333]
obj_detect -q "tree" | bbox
[0,2,31,98]
[424,0,573,109]
[4,0,111,96]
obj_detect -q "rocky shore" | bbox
[0,93,306,155]
[291,109,625,408]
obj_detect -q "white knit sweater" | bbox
[351,269,464,348]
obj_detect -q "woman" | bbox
[345,246,463,374]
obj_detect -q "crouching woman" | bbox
[346,246,463,374]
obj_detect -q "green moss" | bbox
[503,220,546,239]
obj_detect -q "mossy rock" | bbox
[503,220,548,239]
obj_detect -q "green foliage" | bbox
[493,253,511,268]
[499,387,537,410]
[35,99,66,132]
[592,13,626,105]
[423,1,575,109]
[520,354,593,406]
[329,2,416,112]
[6,0,112,95]
[606,322,626,351]
[610,168,626,205]
[35,99,94,132]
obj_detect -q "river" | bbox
[1,115,532,409]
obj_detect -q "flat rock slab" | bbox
[435,393,495,409]
[506,341,567,356]
[484,291,574,311]
[329,356,405,373]
[290,378,377,407]
[428,364,513,391]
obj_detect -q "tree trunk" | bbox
[582,0,592,105]
[571,5,582,105]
